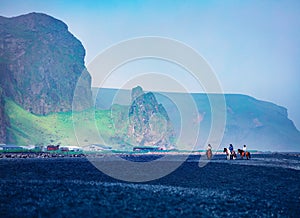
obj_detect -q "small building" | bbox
[0,144,5,150]
[60,146,82,152]
[60,147,69,152]
[133,146,161,152]
[1,144,23,151]
[67,146,82,152]
[47,145,59,151]
[84,144,112,152]
[21,145,35,150]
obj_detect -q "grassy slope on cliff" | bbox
[5,99,173,150]
[5,99,121,148]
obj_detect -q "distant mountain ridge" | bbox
[93,88,300,151]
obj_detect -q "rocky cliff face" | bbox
[0,87,8,143]
[94,88,300,151]
[128,86,174,149]
[191,94,300,151]
[0,13,92,115]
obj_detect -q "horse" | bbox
[237,149,251,160]
[223,148,237,160]
[206,149,212,160]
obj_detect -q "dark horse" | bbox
[237,149,251,160]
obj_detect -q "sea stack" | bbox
[128,86,175,149]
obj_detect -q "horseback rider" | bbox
[206,144,212,159]
[243,144,251,159]
[229,144,237,159]
[207,144,212,151]
[229,144,234,154]
[243,144,247,154]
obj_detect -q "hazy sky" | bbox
[1,0,300,130]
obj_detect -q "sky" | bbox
[1,0,300,130]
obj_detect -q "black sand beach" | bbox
[0,154,299,217]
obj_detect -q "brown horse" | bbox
[206,149,212,160]
[237,149,251,160]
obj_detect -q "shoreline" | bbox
[0,151,300,159]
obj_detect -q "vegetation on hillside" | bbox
[5,98,173,151]
[5,99,126,149]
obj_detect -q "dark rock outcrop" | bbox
[128,87,174,149]
[131,86,144,102]
[0,13,92,115]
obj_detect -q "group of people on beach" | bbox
[226,144,248,159]
[229,143,247,154]
[206,143,249,160]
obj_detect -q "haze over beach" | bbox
[1,0,300,131]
